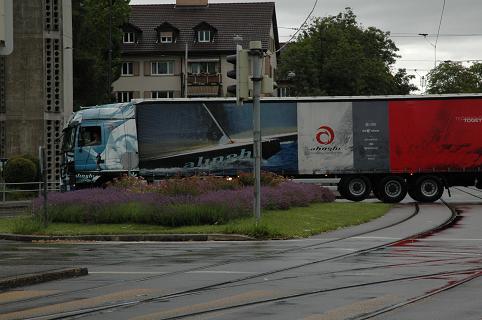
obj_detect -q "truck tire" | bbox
[376,176,407,203]
[339,176,372,202]
[407,187,423,202]
[413,175,444,203]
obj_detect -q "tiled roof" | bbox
[122,2,278,55]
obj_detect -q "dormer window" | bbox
[123,32,135,44]
[160,32,173,43]
[155,22,179,44]
[193,22,217,43]
[198,30,211,42]
[122,23,142,44]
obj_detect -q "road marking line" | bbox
[303,295,399,320]
[0,288,158,320]
[352,236,399,240]
[0,290,59,304]
[89,271,168,275]
[187,271,256,274]
[130,290,275,320]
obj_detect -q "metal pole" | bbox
[39,146,48,227]
[250,41,263,224]
[107,0,113,101]
[185,43,188,98]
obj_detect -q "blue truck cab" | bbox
[61,102,138,189]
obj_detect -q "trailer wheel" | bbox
[407,187,423,202]
[376,176,407,203]
[339,176,372,202]
[413,175,444,203]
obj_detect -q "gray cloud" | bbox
[131,0,482,91]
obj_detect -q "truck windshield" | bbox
[79,126,102,146]
[61,126,76,152]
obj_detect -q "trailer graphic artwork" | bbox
[315,126,335,145]
[298,102,354,173]
[61,96,482,203]
[136,101,298,175]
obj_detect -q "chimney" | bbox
[176,0,208,6]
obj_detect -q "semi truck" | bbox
[60,95,482,203]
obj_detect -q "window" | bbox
[61,127,76,151]
[117,91,133,103]
[160,32,173,43]
[151,61,174,75]
[198,30,211,42]
[152,91,174,99]
[189,62,218,74]
[79,126,102,147]
[123,32,135,43]
[121,62,133,76]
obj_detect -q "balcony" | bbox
[187,73,222,85]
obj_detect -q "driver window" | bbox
[79,126,102,146]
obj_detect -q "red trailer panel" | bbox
[389,99,482,172]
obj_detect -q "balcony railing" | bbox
[187,73,222,85]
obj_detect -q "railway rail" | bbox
[2,190,482,320]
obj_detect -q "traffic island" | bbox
[0,233,254,242]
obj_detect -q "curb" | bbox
[0,267,88,290]
[0,233,255,242]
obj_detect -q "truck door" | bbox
[75,125,104,171]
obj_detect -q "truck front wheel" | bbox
[339,176,372,202]
[376,176,407,203]
[411,175,444,203]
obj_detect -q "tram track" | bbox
[6,200,472,320]
[454,186,482,200]
[1,203,419,308]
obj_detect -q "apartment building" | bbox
[112,0,279,101]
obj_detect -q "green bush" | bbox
[237,171,285,187]
[4,157,37,188]
[46,202,249,227]
[20,154,41,180]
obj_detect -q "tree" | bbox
[73,0,130,109]
[426,61,482,94]
[277,9,417,96]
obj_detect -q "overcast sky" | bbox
[130,0,482,92]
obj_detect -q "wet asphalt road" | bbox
[0,187,481,320]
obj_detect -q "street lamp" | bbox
[418,33,437,69]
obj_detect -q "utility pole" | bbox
[249,41,263,224]
[38,147,48,227]
[185,43,188,98]
[107,0,113,101]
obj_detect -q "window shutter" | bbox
[144,91,151,98]
[133,62,140,76]
[144,61,151,76]
[133,91,140,99]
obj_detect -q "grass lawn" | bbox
[0,202,391,239]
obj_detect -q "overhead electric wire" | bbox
[272,0,319,55]
[389,33,482,38]
[435,0,447,48]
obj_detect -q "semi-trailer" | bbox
[60,95,482,203]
